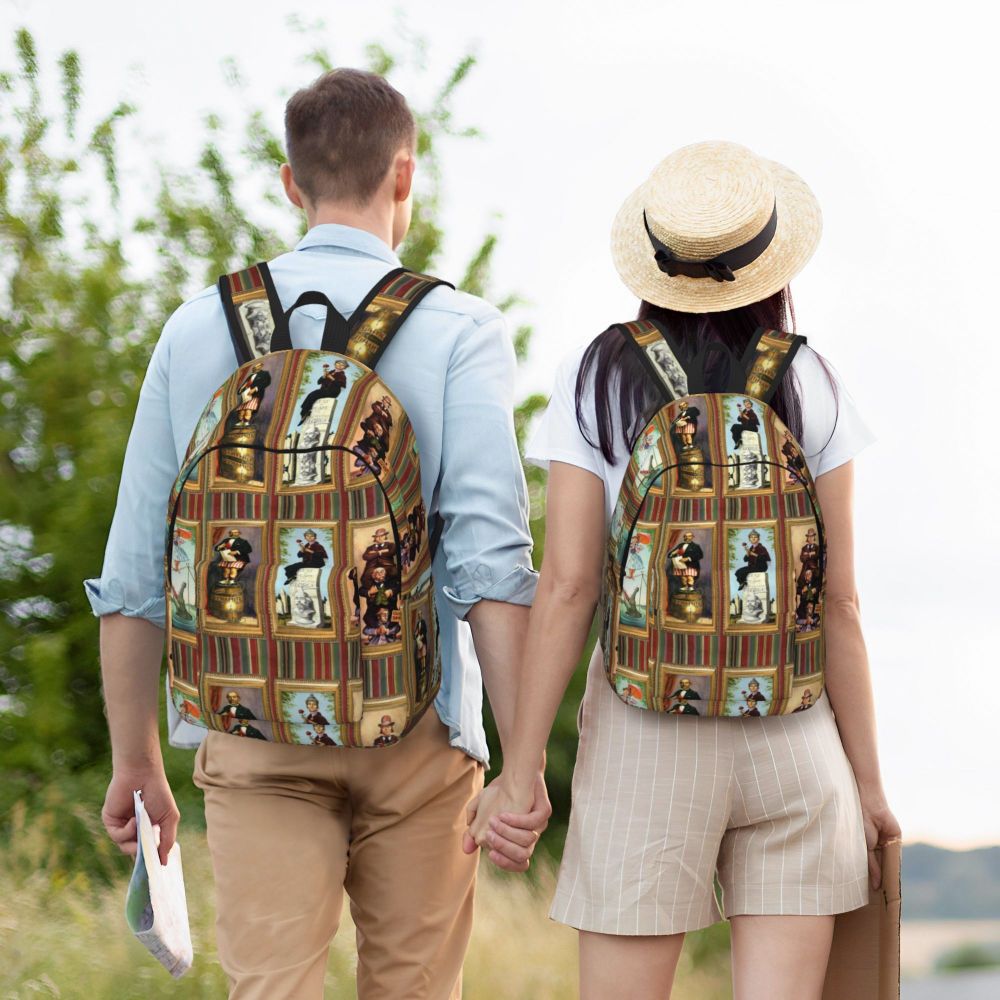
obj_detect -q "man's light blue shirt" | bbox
[83,224,538,765]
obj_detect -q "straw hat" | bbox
[610,141,821,313]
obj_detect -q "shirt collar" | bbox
[294,223,401,266]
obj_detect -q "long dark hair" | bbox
[575,286,834,464]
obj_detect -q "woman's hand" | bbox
[462,771,551,872]
[859,787,901,890]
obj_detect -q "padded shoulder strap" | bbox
[616,318,690,404]
[740,328,807,405]
[344,268,454,369]
[217,262,291,366]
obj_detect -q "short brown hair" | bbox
[284,68,415,206]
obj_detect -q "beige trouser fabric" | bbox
[551,648,869,936]
[192,706,484,999]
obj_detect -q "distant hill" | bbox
[903,843,1000,919]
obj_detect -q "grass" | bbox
[1,815,733,999]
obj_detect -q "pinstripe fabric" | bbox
[550,647,869,935]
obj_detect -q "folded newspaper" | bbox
[124,790,193,977]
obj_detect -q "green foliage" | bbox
[0,24,594,878]
[935,942,1000,972]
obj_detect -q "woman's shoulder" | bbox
[788,339,876,477]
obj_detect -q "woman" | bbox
[468,141,900,1000]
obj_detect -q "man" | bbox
[233,360,271,426]
[283,529,328,584]
[373,714,400,748]
[792,688,814,713]
[213,528,252,585]
[665,677,701,715]
[667,531,703,591]
[730,396,760,450]
[362,607,401,646]
[85,68,548,999]
[298,359,349,424]
[735,528,771,590]
[216,690,257,730]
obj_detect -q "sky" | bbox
[2,0,997,849]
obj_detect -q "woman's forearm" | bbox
[822,596,885,796]
[504,575,599,793]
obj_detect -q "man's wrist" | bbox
[112,747,164,774]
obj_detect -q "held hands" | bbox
[462,771,551,873]
[101,765,179,868]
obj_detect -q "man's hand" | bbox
[462,771,551,873]
[102,766,179,868]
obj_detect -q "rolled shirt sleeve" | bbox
[436,310,538,619]
[82,321,180,629]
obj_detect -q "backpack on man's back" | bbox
[164,261,450,747]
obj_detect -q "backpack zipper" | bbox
[615,458,824,593]
[166,439,406,601]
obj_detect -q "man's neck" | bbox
[305,201,395,251]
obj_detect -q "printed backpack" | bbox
[601,320,826,718]
[164,262,450,747]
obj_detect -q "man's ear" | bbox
[280,163,305,209]
[393,149,415,203]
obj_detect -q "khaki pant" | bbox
[192,707,484,999]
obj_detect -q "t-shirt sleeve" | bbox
[793,344,876,478]
[524,345,603,478]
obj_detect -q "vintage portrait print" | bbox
[272,522,337,636]
[281,352,365,488]
[191,385,227,456]
[169,679,202,726]
[277,682,342,746]
[205,675,269,739]
[344,381,401,482]
[185,385,227,489]
[237,298,277,357]
[660,671,713,715]
[778,424,808,490]
[202,521,265,634]
[408,576,436,704]
[644,337,689,399]
[211,353,286,488]
[666,396,713,493]
[399,497,429,583]
[786,518,823,636]
[168,517,199,640]
[633,422,665,487]
[726,523,778,628]
[723,671,776,717]
[723,393,772,493]
[349,517,403,650]
[360,698,408,748]
[614,671,650,709]
[661,524,715,630]
[785,675,820,715]
[619,524,658,632]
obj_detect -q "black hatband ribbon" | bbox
[642,202,778,283]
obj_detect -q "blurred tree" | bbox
[0,23,594,873]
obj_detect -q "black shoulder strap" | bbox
[739,328,808,405]
[616,318,690,404]
[343,268,453,368]
[218,262,291,366]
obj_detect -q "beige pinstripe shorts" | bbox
[551,648,869,936]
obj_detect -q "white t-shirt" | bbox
[525,339,875,519]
